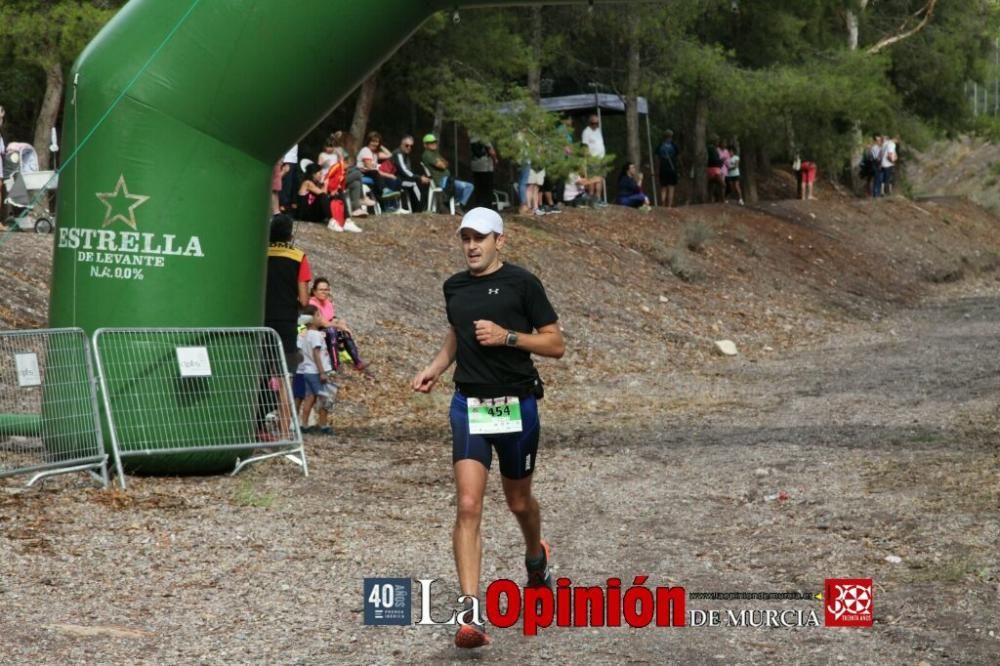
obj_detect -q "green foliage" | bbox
[0,64,45,140]
[0,1,117,141]
[0,1,115,68]
[865,0,1000,130]
[896,112,937,152]
[432,77,614,180]
[973,115,1000,143]
[2,0,997,192]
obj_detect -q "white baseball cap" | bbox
[457,207,503,236]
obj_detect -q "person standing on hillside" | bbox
[264,214,312,436]
[469,136,497,210]
[412,208,565,649]
[706,136,726,203]
[657,130,680,208]
[871,134,887,198]
[880,134,898,196]
[725,144,744,206]
[581,114,606,160]
[861,134,881,197]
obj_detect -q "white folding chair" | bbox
[492,190,511,212]
[427,179,456,215]
[361,182,381,215]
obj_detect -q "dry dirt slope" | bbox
[2,195,998,390]
[907,134,1000,213]
[0,197,998,665]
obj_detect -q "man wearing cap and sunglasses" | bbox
[412,207,565,649]
[420,133,475,213]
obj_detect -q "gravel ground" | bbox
[1,199,999,664]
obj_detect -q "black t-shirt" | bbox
[707,145,723,168]
[264,244,306,353]
[444,262,558,398]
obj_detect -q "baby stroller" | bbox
[3,142,56,233]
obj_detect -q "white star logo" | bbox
[96,174,150,229]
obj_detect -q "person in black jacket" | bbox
[392,135,430,212]
[264,214,312,436]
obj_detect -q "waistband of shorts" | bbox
[454,382,540,400]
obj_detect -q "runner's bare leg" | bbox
[453,459,489,597]
[501,475,542,559]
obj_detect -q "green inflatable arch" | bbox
[47,0,600,474]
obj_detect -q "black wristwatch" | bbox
[505,330,519,347]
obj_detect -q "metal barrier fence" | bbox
[93,327,307,489]
[0,328,108,487]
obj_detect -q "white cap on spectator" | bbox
[457,207,503,236]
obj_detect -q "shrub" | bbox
[683,222,713,253]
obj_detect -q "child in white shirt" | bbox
[296,307,336,435]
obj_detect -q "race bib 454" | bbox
[467,396,522,435]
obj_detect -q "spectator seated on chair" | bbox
[317,134,364,232]
[392,135,430,212]
[330,131,374,217]
[317,134,340,181]
[563,171,600,208]
[377,154,403,212]
[296,163,331,223]
[420,133,474,213]
[420,162,455,215]
[357,131,398,211]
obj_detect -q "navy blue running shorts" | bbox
[449,392,540,480]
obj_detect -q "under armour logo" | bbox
[488,288,500,295]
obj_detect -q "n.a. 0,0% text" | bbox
[89,266,145,280]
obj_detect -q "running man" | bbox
[412,207,565,649]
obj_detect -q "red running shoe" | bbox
[454,622,491,649]
[525,540,553,589]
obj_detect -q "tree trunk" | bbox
[349,71,379,150]
[625,9,642,167]
[846,7,861,50]
[846,4,866,194]
[527,6,542,100]
[692,93,708,204]
[741,137,759,204]
[755,144,770,190]
[33,59,64,171]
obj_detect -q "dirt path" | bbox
[2,278,997,665]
